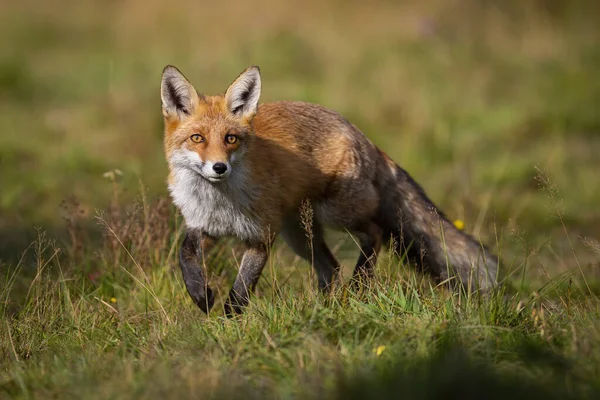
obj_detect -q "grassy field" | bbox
[1,0,600,398]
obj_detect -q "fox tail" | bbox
[378,164,498,291]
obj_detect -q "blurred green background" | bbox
[1,0,599,278]
[2,2,600,398]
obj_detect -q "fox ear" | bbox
[225,66,261,119]
[161,65,199,120]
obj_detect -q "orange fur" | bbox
[164,98,378,234]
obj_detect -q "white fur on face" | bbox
[168,149,264,241]
[169,148,232,182]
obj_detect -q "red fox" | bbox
[160,65,498,315]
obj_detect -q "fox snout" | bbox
[201,160,232,182]
[171,149,233,183]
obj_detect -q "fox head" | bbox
[161,65,261,183]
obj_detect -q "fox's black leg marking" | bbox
[352,222,382,288]
[224,242,270,316]
[179,229,216,314]
[314,242,342,292]
[280,215,341,292]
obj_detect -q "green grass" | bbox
[1,213,599,398]
[1,0,600,398]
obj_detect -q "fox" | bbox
[160,65,498,315]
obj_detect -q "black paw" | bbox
[223,300,244,318]
[193,287,215,314]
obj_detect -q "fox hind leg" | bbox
[281,214,341,291]
[351,222,383,288]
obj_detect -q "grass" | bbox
[1,0,600,398]
[1,212,599,398]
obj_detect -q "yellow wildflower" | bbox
[453,219,465,230]
[110,297,117,303]
[375,345,386,356]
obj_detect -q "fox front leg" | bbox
[179,229,216,313]
[223,242,270,316]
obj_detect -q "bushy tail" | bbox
[378,164,498,291]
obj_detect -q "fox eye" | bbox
[225,134,238,145]
[190,134,204,143]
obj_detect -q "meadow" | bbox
[1,0,600,398]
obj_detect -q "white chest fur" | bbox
[169,168,264,241]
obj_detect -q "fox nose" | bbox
[212,162,228,175]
